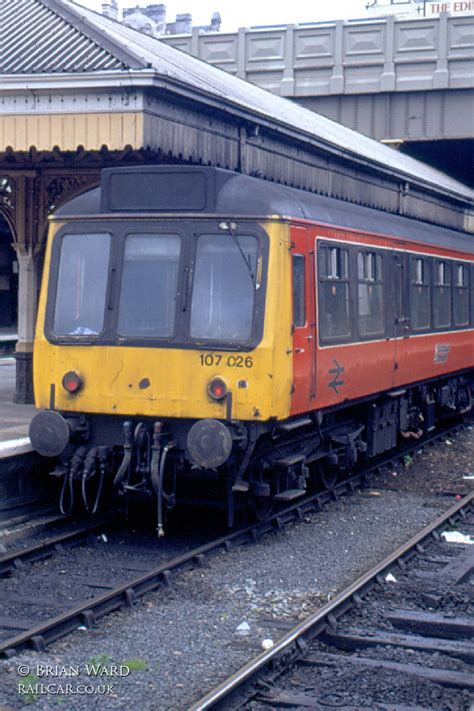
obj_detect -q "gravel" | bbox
[0,425,472,710]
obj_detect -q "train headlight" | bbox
[208,377,227,401]
[62,370,83,394]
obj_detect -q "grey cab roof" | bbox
[0,0,472,203]
[56,166,474,255]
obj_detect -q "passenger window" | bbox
[292,254,306,327]
[318,244,351,341]
[471,265,474,326]
[357,251,384,336]
[453,263,469,326]
[433,259,451,328]
[410,256,430,330]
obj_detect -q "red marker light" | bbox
[62,371,83,394]
[208,377,227,401]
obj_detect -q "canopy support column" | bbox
[14,245,40,404]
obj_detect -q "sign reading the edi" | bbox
[429,1,474,12]
[366,0,474,16]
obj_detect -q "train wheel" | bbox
[249,494,274,522]
[314,461,339,492]
[248,474,274,522]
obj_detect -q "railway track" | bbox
[0,477,365,659]
[0,510,96,552]
[0,419,469,661]
[0,517,112,576]
[190,490,474,711]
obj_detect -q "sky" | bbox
[76,0,371,32]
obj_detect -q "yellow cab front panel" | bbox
[34,219,294,423]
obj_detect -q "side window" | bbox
[471,265,474,326]
[318,243,351,341]
[292,254,306,327]
[433,259,451,328]
[357,250,384,336]
[410,256,430,330]
[453,263,469,327]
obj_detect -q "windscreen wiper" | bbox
[219,222,257,288]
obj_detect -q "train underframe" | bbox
[48,371,472,535]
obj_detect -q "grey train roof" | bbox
[2,0,471,203]
[57,166,474,255]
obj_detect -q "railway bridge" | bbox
[0,0,473,402]
[162,13,474,185]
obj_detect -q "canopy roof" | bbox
[1,0,473,208]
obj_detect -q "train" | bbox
[29,165,474,534]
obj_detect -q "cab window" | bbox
[53,232,110,336]
[190,234,258,342]
[117,234,181,338]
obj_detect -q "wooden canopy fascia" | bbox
[0,145,155,167]
[0,146,166,250]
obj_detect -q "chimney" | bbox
[144,4,166,23]
[210,11,221,31]
[175,13,192,34]
[102,0,119,20]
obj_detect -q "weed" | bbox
[121,658,148,672]
[86,652,112,675]
[18,674,39,705]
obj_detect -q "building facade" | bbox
[102,1,221,37]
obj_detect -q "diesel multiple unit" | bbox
[29,166,474,533]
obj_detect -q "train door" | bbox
[391,246,409,387]
[290,226,316,413]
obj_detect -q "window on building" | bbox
[318,244,351,340]
[433,259,451,328]
[453,263,469,326]
[357,250,384,336]
[410,256,430,330]
[292,254,306,327]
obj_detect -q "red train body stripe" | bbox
[289,223,473,417]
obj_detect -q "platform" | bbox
[0,328,18,356]
[0,356,35,448]
[0,357,52,518]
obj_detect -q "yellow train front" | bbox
[30,166,296,532]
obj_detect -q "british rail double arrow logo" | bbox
[328,359,345,394]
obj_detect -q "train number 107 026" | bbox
[199,354,253,368]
